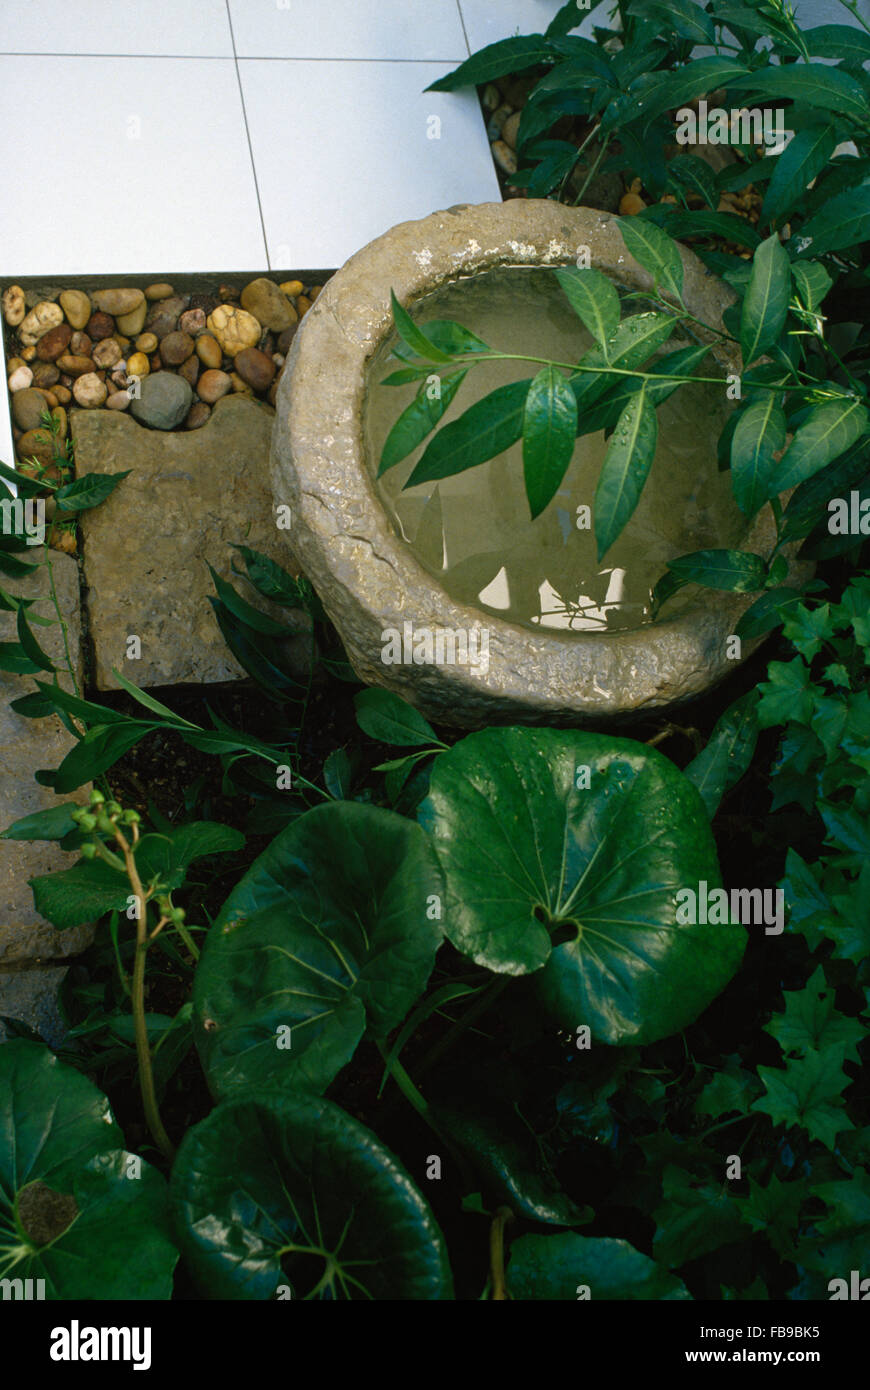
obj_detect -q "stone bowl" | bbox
[271,201,804,728]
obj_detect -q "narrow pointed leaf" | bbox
[553,267,620,354]
[594,386,658,560]
[618,217,684,302]
[405,379,531,488]
[761,126,837,227]
[379,369,468,475]
[730,395,787,516]
[389,290,454,363]
[773,399,869,495]
[740,234,791,367]
[522,366,578,519]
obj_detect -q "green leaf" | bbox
[323,748,353,799]
[640,204,762,250]
[576,344,710,438]
[571,311,678,413]
[230,545,312,609]
[765,966,864,1064]
[727,64,870,125]
[0,1042,177,1299]
[795,183,870,258]
[0,641,42,675]
[425,34,556,92]
[1,803,79,841]
[740,233,791,368]
[594,385,658,560]
[800,1167,870,1277]
[695,1059,760,1118]
[758,657,814,727]
[354,687,440,747]
[172,1091,452,1299]
[31,678,133,727]
[667,153,718,209]
[761,126,837,227]
[507,1233,690,1300]
[108,666,198,725]
[666,549,767,592]
[193,802,444,1098]
[522,365,578,519]
[730,395,787,517]
[653,1166,746,1266]
[781,602,831,661]
[683,690,759,818]
[617,217,684,302]
[752,1048,854,1150]
[774,399,869,494]
[54,471,130,513]
[553,267,621,354]
[789,260,831,316]
[418,728,746,1046]
[405,379,531,488]
[14,607,54,674]
[389,290,454,364]
[379,369,468,475]
[735,1175,805,1259]
[603,58,749,130]
[29,857,131,929]
[48,721,156,793]
[135,822,245,894]
[639,0,715,44]
[735,587,804,639]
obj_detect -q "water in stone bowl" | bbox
[363,265,744,634]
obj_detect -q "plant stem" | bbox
[573,134,611,206]
[114,824,174,1161]
[489,1206,514,1300]
[444,349,799,395]
[416,974,511,1080]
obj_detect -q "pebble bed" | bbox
[2,274,328,468]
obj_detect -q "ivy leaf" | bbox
[757,658,815,727]
[752,1048,854,1150]
[735,1175,806,1258]
[653,1166,746,1267]
[507,1232,690,1300]
[695,1058,761,1118]
[781,602,832,661]
[594,385,658,561]
[740,233,791,368]
[798,1167,870,1276]
[553,267,621,355]
[617,216,684,302]
[522,365,579,519]
[765,966,864,1064]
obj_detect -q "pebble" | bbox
[130,371,193,430]
[86,312,115,341]
[144,283,174,301]
[19,301,64,347]
[73,373,108,408]
[268,380,279,406]
[177,354,199,388]
[36,323,72,361]
[502,111,521,150]
[69,331,93,357]
[7,365,33,392]
[160,330,194,366]
[206,304,261,355]
[31,360,60,388]
[295,295,312,317]
[92,339,122,369]
[491,140,517,176]
[20,346,36,362]
[150,352,163,372]
[197,369,232,404]
[309,285,324,301]
[619,191,646,215]
[16,427,57,469]
[195,334,222,369]
[52,384,71,404]
[234,346,275,393]
[145,295,187,339]
[277,324,298,354]
[12,387,48,431]
[116,302,147,336]
[36,389,59,409]
[482,83,501,112]
[6,356,24,374]
[179,308,206,336]
[279,280,303,298]
[107,391,131,411]
[56,353,96,378]
[487,103,513,141]
[218,284,240,302]
[135,332,158,353]
[113,334,131,353]
[2,285,26,326]
[230,372,253,395]
[51,405,67,439]
[126,352,150,378]
[92,288,144,317]
[59,289,92,330]
[185,401,211,430]
[240,278,296,332]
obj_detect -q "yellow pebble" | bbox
[296,295,312,316]
[126,352,150,377]
[280,280,304,298]
[135,332,158,353]
[619,192,646,216]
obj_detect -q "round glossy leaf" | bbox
[171,1091,453,1300]
[0,1041,177,1298]
[194,801,445,1099]
[507,1233,690,1300]
[418,728,746,1045]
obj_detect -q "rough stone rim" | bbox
[274,201,785,721]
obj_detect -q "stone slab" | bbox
[0,966,69,1046]
[74,394,292,689]
[0,549,93,971]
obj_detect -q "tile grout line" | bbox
[0,52,470,62]
[223,0,271,271]
[454,0,472,55]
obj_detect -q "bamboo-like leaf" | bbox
[730,396,787,517]
[594,386,658,560]
[379,369,468,475]
[760,126,836,227]
[773,399,869,495]
[618,217,684,302]
[405,379,531,488]
[554,267,621,355]
[389,290,454,363]
[740,234,791,367]
[522,366,579,520]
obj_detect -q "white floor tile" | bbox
[229,0,468,61]
[0,57,266,276]
[0,0,233,56]
[241,59,501,269]
[458,0,615,50]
